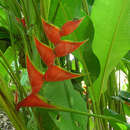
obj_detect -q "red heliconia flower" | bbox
[60,17,84,37]
[26,55,44,94]
[16,94,56,111]
[41,17,87,57]
[16,17,86,111]
[21,18,26,26]
[34,37,55,67]
[54,40,87,57]
[16,17,26,27]
[44,65,81,82]
[42,19,60,44]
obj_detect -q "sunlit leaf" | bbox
[91,0,130,102]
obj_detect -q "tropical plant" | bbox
[0,0,130,130]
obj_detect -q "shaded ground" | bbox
[0,108,15,130]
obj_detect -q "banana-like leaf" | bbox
[91,0,130,102]
[43,80,88,130]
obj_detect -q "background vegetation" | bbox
[0,0,130,130]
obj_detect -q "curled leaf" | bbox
[60,17,84,37]
[16,94,56,111]
[44,65,81,82]
[26,55,44,94]
[42,19,60,44]
[54,40,87,57]
[35,37,55,67]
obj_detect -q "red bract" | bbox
[54,40,87,57]
[14,90,18,104]
[16,17,26,27]
[41,17,86,57]
[21,18,26,26]
[42,19,60,44]
[16,94,56,111]
[60,17,84,37]
[17,17,85,111]
[35,38,55,67]
[26,55,44,94]
[44,65,81,82]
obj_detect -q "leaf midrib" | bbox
[100,0,128,99]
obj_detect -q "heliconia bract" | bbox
[17,17,86,111]
[35,37,55,67]
[44,65,81,82]
[26,55,44,94]
[16,94,56,111]
[42,19,60,44]
[54,40,87,57]
[60,17,84,37]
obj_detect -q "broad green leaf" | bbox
[87,0,94,5]
[43,80,87,130]
[34,109,59,130]
[123,104,130,116]
[91,0,130,102]
[48,0,82,26]
[0,47,15,81]
[27,114,38,130]
[72,16,100,82]
[104,109,129,130]
[0,8,8,28]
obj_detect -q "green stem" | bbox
[79,50,96,102]
[66,55,72,71]
[9,31,20,79]
[0,60,17,86]
[0,50,26,96]
[51,0,61,23]
[48,106,128,126]
[75,57,80,72]
[79,50,92,86]
[0,76,26,130]
[40,0,51,20]
[79,50,101,129]
[82,0,89,15]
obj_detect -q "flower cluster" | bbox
[16,17,87,111]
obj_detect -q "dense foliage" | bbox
[0,0,130,130]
